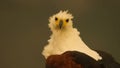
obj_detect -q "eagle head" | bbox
[49,10,74,31]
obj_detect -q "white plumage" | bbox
[42,10,102,61]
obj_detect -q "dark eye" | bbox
[66,19,69,22]
[55,17,58,21]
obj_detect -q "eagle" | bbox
[42,11,120,68]
[42,10,102,61]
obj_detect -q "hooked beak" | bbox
[59,20,63,29]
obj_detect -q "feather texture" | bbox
[42,10,102,61]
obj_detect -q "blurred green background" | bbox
[0,0,120,68]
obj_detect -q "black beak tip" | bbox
[59,21,63,29]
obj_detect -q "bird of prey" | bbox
[42,10,102,61]
[42,10,120,68]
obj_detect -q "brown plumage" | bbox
[46,51,82,68]
[46,51,101,68]
[46,51,120,68]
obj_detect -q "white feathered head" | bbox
[48,10,74,32]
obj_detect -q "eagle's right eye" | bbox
[55,17,58,21]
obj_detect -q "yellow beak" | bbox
[56,20,67,29]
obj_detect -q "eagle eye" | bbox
[55,17,58,21]
[66,19,69,22]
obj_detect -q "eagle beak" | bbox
[59,20,63,29]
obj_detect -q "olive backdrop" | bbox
[0,0,120,68]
